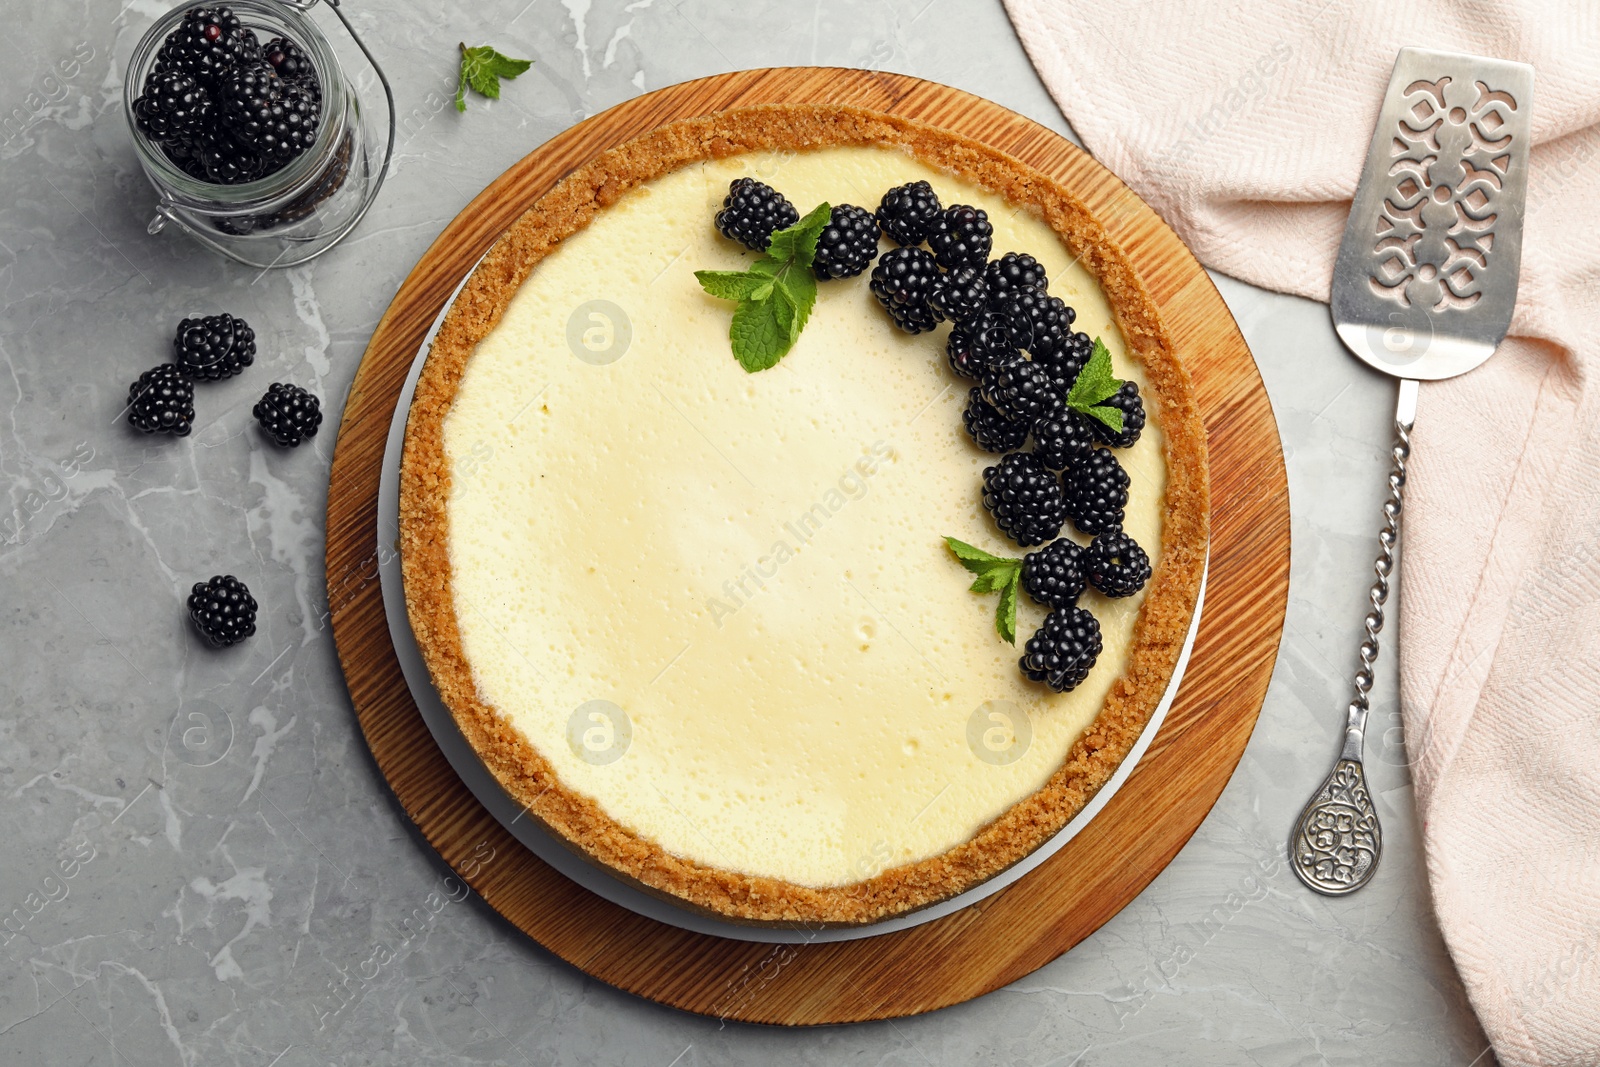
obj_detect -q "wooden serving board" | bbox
[326,68,1289,1025]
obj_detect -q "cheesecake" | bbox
[400,105,1208,925]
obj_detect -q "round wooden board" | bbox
[326,67,1289,1025]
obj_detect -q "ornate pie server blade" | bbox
[1330,46,1533,382]
[1293,47,1533,896]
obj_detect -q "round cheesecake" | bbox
[400,106,1208,925]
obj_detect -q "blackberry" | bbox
[260,79,320,161]
[982,451,1067,547]
[1031,409,1095,471]
[946,310,1016,380]
[982,355,1063,424]
[1020,538,1086,608]
[994,287,1069,353]
[1088,380,1146,448]
[187,574,257,648]
[875,180,941,246]
[984,252,1048,303]
[263,36,319,98]
[253,382,323,446]
[1021,606,1102,692]
[194,125,269,184]
[155,7,257,87]
[1064,448,1129,535]
[165,141,211,182]
[133,70,211,146]
[217,63,319,164]
[812,203,879,280]
[173,313,255,381]
[714,178,798,252]
[126,364,196,437]
[1084,530,1151,598]
[927,205,993,270]
[962,389,1029,453]
[928,265,987,324]
[1034,329,1092,395]
[869,246,942,334]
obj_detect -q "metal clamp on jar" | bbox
[124,0,395,268]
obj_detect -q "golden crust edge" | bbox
[398,103,1211,926]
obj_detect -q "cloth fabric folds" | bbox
[1001,3,1600,1063]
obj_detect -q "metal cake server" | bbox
[1290,47,1534,895]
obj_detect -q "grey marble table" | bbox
[0,0,1495,1063]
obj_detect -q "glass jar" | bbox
[124,0,394,268]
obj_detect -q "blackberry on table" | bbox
[155,6,257,87]
[173,312,255,380]
[714,177,798,251]
[984,252,1048,302]
[812,203,879,280]
[946,310,1016,380]
[927,204,994,270]
[982,355,1063,424]
[187,574,257,648]
[875,180,942,246]
[1032,409,1094,471]
[253,382,323,447]
[1020,538,1086,608]
[1021,606,1102,692]
[929,265,988,324]
[126,364,196,437]
[1088,380,1146,448]
[869,246,942,334]
[982,451,1067,547]
[133,70,211,145]
[1084,530,1151,598]
[962,388,1029,453]
[1065,447,1129,536]
[1034,330,1092,395]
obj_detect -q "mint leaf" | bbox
[457,44,532,112]
[770,283,799,345]
[776,260,816,337]
[944,537,1024,645]
[946,537,1011,570]
[996,574,1019,645]
[767,202,832,264]
[696,201,829,372]
[1066,338,1121,408]
[1083,404,1124,432]
[695,270,768,302]
[729,298,790,372]
[967,568,1009,594]
[1066,337,1126,432]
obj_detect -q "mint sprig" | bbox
[695,202,831,372]
[456,44,532,112]
[1066,338,1126,433]
[945,537,1024,645]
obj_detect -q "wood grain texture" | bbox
[325,67,1289,1025]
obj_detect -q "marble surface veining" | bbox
[0,0,1495,1063]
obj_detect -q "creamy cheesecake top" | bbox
[438,145,1166,888]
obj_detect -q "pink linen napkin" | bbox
[1002,3,1600,1063]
